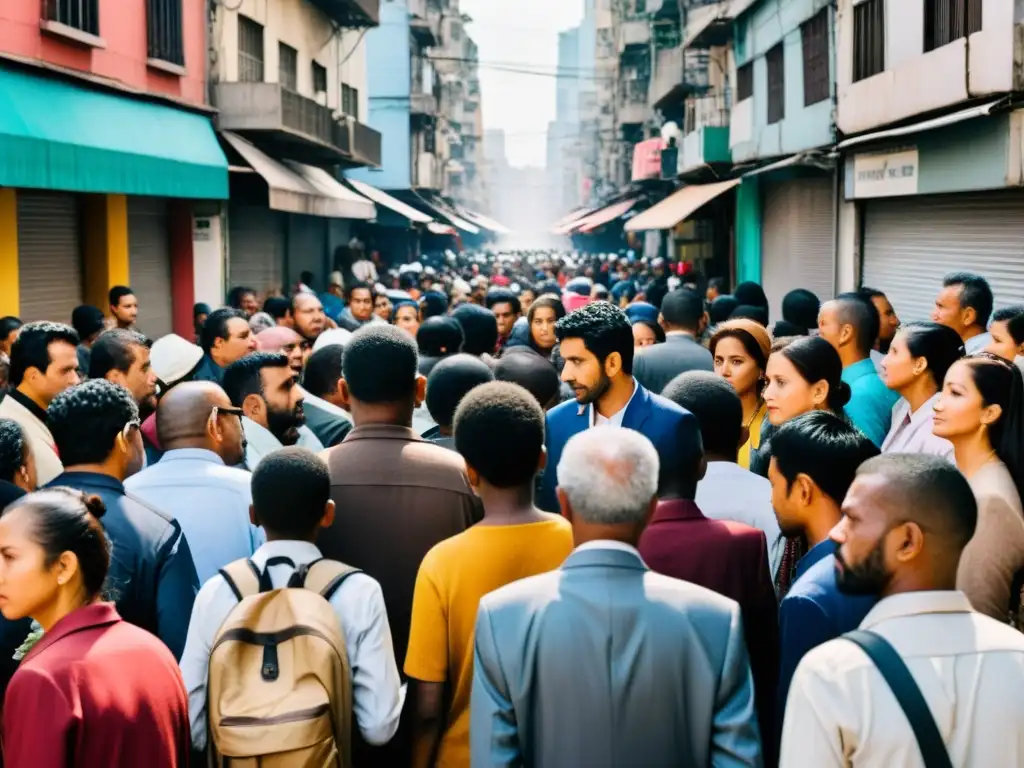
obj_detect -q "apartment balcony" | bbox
[620,18,651,51]
[650,47,710,112]
[619,99,649,127]
[408,0,438,46]
[679,94,731,173]
[411,91,438,118]
[307,0,379,28]
[214,82,353,164]
[415,151,439,190]
[346,118,382,167]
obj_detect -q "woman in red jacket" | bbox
[0,488,190,767]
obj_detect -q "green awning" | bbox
[0,66,228,199]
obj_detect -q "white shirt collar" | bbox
[575,540,642,557]
[251,540,322,569]
[298,387,352,422]
[860,591,975,630]
[583,377,640,427]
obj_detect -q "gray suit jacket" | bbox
[471,546,762,768]
[633,333,714,396]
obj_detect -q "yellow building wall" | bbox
[0,189,18,316]
[83,194,130,315]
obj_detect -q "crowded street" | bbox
[2,0,1024,767]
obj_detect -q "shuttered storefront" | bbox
[17,191,84,325]
[228,204,285,301]
[128,197,174,340]
[862,191,1024,323]
[760,176,835,323]
[286,214,328,292]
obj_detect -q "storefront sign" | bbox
[193,217,212,242]
[852,149,919,198]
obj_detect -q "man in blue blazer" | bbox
[537,301,702,513]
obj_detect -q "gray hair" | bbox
[556,426,659,524]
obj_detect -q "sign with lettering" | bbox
[852,149,919,198]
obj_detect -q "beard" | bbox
[835,538,890,596]
[267,402,305,446]
[571,371,611,406]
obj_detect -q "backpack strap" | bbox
[843,630,954,768]
[219,559,262,603]
[296,558,362,601]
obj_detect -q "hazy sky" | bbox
[461,0,584,169]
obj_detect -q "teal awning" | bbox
[0,66,228,199]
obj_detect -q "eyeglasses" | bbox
[121,419,141,441]
[209,405,244,431]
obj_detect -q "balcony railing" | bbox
[348,118,382,167]
[44,0,99,36]
[306,0,379,28]
[146,0,183,65]
[411,91,438,116]
[685,92,731,133]
[620,18,651,50]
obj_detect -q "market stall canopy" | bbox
[571,198,639,234]
[393,190,481,234]
[427,222,457,235]
[345,178,433,223]
[458,207,513,235]
[0,65,228,198]
[223,132,375,219]
[624,180,739,231]
[552,207,597,235]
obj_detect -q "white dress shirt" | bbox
[695,461,784,581]
[584,377,639,428]
[780,591,1024,767]
[242,416,325,471]
[575,539,644,558]
[880,394,954,460]
[965,331,992,355]
[179,539,405,751]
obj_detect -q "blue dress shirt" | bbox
[125,448,264,584]
[47,471,200,659]
[777,539,876,734]
[842,358,900,447]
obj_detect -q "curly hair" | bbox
[48,379,139,466]
[555,302,635,374]
[0,419,28,484]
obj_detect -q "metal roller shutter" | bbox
[128,197,174,340]
[228,204,285,301]
[760,177,836,323]
[862,191,1024,323]
[286,214,328,292]
[17,192,84,325]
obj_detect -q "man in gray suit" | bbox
[633,289,714,395]
[470,426,763,768]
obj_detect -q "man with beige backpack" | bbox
[178,447,404,765]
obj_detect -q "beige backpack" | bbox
[207,556,360,767]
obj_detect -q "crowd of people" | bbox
[0,251,1021,766]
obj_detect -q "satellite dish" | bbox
[660,121,681,145]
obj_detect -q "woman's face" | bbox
[987,320,1021,363]
[394,306,420,338]
[881,330,920,392]
[714,337,762,398]
[0,507,61,622]
[531,307,558,350]
[763,352,824,425]
[632,323,658,348]
[374,295,392,321]
[933,360,993,440]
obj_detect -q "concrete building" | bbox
[213,0,382,305]
[836,0,1024,321]
[0,0,228,338]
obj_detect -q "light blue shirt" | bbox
[842,358,900,447]
[125,448,264,583]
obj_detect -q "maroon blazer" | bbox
[639,498,780,762]
[2,603,189,768]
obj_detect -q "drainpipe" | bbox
[830,0,840,297]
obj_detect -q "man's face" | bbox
[817,302,845,353]
[112,294,138,327]
[768,457,806,538]
[217,318,256,365]
[213,397,246,466]
[292,295,325,341]
[872,295,900,352]
[34,341,80,405]
[350,289,374,322]
[831,474,895,596]
[280,338,308,376]
[241,292,260,318]
[559,337,611,405]
[108,344,157,413]
[932,285,969,336]
[492,301,519,338]
[259,366,305,446]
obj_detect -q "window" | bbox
[312,62,328,94]
[924,0,982,52]
[853,0,885,82]
[147,0,183,65]
[736,62,753,102]
[766,44,785,124]
[237,16,265,83]
[45,0,99,35]
[424,127,436,155]
[342,84,360,120]
[801,10,829,106]
[279,42,298,92]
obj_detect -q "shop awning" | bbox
[836,98,1006,150]
[625,180,739,231]
[344,178,433,223]
[458,207,513,235]
[552,207,596,234]
[427,222,457,235]
[223,132,375,220]
[0,65,228,199]
[571,198,639,234]
[415,193,481,234]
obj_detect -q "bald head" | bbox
[157,381,239,455]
